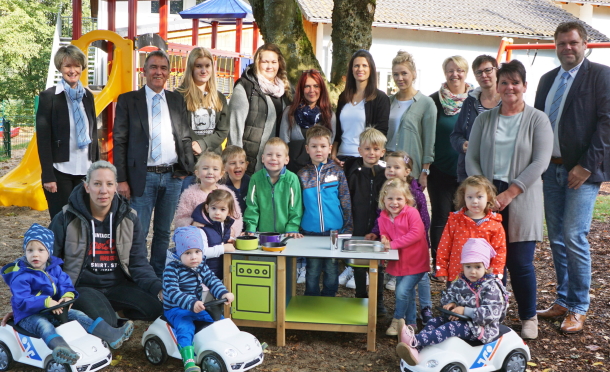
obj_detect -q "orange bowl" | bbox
[261,245,285,252]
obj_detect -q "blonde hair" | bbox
[454,175,497,214]
[384,151,414,183]
[54,45,86,71]
[305,125,333,146]
[392,50,417,77]
[177,47,223,112]
[442,55,469,74]
[204,189,239,220]
[359,127,387,148]
[264,137,289,156]
[195,151,225,183]
[378,178,415,210]
[221,145,247,165]
[252,44,292,101]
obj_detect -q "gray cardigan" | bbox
[387,91,437,178]
[465,104,553,242]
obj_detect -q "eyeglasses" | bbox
[446,69,465,75]
[474,67,496,77]
[302,69,320,75]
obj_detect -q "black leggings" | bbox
[73,281,163,327]
[43,168,85,220]
[427,165,459,268]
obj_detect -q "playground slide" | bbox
[0,30,133,211]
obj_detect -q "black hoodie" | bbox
[344,157,387,236]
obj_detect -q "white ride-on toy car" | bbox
[0,299,112,372]
[141,298,264,372]
[400,307,530,372]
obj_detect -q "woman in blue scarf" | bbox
[279,69,336,173]
[36,45,99,219]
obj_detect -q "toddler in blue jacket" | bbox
[163,226,235,372]
[1,224,133,365]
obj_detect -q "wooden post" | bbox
[128,0,137,90]
[159,0,168,40]
[192,19,199,46]
[107,0,116,163]
[234,18,243,82]
[72,0,82,40]
[211,21,218,49]
[252,21,259,53]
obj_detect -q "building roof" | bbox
[180,0,254,21]
[556,0,610,5]
[297,0,609,41]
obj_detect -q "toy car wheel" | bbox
[200,352,227,372]
[45,359,70,372]
[440,364,465,372]
[0,342,14,371]
[501,350,527,372]
[144,336,168,365]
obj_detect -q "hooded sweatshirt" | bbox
[49,183,162,295]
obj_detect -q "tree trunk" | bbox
[329,0,375,89]
[250,0,323,86]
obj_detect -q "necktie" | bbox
[151,94,162,162]
[548,72,570,130]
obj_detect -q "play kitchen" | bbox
[223,235,398,351]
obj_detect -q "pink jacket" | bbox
[379,206,430,277]
[174,184,243,237]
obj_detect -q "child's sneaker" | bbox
[346,275,356,289]
[385,276,396,291]
[386,318,400,336]
[297,268,306,284]
[338,266,353,286]
[396,320,420,366]
[420,307,433,325]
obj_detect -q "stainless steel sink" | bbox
[341,240,388,265]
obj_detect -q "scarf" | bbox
[461,273,495,292]
[439,82,474,116]
[294,104,321,129]
[257,75,285,98]
[61,79,91,149]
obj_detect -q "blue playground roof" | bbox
[180,0,252,20]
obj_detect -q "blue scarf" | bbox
[61,79,91,149]
[294,104,321,129]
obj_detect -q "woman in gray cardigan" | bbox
[466,60,553,340]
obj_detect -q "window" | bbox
[151,0,184,14]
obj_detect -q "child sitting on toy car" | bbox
[396,238,508,366]
[1,224,134,365]
[163,226,235,372]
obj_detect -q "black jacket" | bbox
[49,183,162,295]
[335,89,390,145]
[113,87,194,197]
[534,58,610,182]
[450,92,480,182]
[344,157,387,236]
[36,85,99,183]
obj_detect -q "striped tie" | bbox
[151,94,162,162]
[548,72,570,130]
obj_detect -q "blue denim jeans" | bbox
[394,272,426,324]
[543,163,600,315]
[18,310,93,346]
[164,307,217,348]
[131,171,183,277]
[304,258,339,296]
[407,273,432,313]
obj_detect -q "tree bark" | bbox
[250,0,323,86]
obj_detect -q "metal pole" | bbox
[72,0,82,40]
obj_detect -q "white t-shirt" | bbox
[338,100,366,157]
[387,99,413,151]
[494,112,522,183]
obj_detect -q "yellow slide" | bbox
[0,30,133,211]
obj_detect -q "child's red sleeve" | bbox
[435,217,454,277]
[489,223,507,276]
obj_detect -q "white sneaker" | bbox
[386,276,396,291]
[297,268,306,284]
[346,272,368,289]
[338,266,353,286]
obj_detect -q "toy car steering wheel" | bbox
[203,298,228,307]
[41,298,77,314]
[436,306,472,321]
[203,298,228,321]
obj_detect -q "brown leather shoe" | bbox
[560,312,586,333]
[537,303,568,319]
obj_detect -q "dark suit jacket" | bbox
[36,86,99,183]
[113,87,194,197]
[534,58,610,182]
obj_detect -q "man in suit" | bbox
[114,50,193,277]
[534,22,610,333]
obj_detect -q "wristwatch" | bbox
[421,168,430,175]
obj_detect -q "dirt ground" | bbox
[0,155,608,371]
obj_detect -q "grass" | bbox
[593,195,610,222]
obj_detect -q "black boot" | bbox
[89,318,134,349]
[48,336,79,365]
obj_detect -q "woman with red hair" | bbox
[279,69,336,173]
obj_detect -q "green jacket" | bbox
[244,167,303,233]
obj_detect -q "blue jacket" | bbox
[1,257,77,324]
[298,160,353,234]
[191,204,234,246]
[450,90,480,183]
[163,260,229,312]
